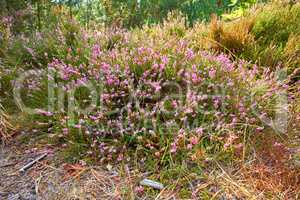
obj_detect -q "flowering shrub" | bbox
[12,25,293,165]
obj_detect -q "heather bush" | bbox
[1,9,298,166]
[11,26,289,166]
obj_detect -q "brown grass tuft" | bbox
[284,34,300,73]
[0,105,13,142]
[208,14,255,54]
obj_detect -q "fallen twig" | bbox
[140,178,164,190]
[19,153,47,173]
[0,162,17,168]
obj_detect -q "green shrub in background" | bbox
[223,0,263,20]
[251,1,300,71]
[252,2,300,46]
[206,1,300,73]
[182,0,232,25]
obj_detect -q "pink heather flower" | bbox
[161,55,169,64]
[273,142,284,148]
[101,62,110,71]
[209,68,216,79]
[172,100,178,108]
[234,143,244,151]
[178,129,185,137]
[191,73,201,83]
[232,117,238,124]
[190,136,199,145]
[25,47,35,57]
[91,44,101,59]
[89,115,98,121]
[213,98,220,109]
[186,48,195,59]
[195,127,204,135]
[224,142,231,150]
[101,93,110,101]
[184,107,193,114]
[170,142,177,153]
[63,128,69,135]
[150,82,161,92]
[106,78,114,85]
[35,109,53,116]
[228,81,234,86]
[159,63,165,71]
[153,63,159,69]
[187,144,193,150]
[74,124,81,129]
[117,153,124,161]
[138,47,145,54]
[216,54,234,72]
[192,65,197,70]
[256,127,264,132]
[76,78,87,86]
[134,186,145,195]
[1,16,13,24]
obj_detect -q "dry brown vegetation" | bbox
[208,14,256,54]
[0,105,13,142]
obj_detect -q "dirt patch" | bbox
[0,140,140,200]
[0,144,41,200]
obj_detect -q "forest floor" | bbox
[0,143,37,200]
[0,133,159,200]
[0,134,127,200]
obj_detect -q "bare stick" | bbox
[140,179,164,190]
[19,153,47,173]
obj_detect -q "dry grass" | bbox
[284,34,300,73]
[35,163,149,200]
[241,162,300,199]
[211,163,262,199]
[207,14,255,54]
[209,157,300,199]
[207,120,300,199]
[234,131,300,199]
[0,104,13,142]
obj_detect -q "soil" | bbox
[0,143,41,200]
[0,135,63,200]
[0,136,125,200]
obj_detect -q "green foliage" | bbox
[182,0,232,24]
[252,2,300,46]
[250,2,300,70]
[223,0,262,20]
[101,0,234,27]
